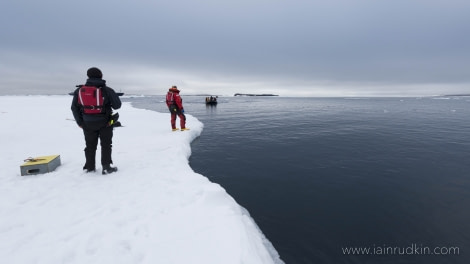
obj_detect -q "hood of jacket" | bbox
[86,78,106,87]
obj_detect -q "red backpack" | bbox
[166,92,175,105]
[78,86,104,114]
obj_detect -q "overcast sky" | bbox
[1,0,469,96]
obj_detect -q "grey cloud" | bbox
[1,0,470,96]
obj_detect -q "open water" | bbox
[124,96,470,264]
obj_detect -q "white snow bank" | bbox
[0,96,283,264]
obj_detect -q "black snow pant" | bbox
[82,120,113,170]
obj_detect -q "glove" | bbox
[181,109,185,113]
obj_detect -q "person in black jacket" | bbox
[71,67,122,174]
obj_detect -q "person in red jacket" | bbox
[165,86,189,131]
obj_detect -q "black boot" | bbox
[83,165,96,173]
[102,165,118,175]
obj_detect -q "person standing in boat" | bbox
[165,85,189,131]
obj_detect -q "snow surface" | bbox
[0,96,283,264]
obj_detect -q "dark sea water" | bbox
[124,96,470,264]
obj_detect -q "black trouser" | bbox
[82,121,113,170]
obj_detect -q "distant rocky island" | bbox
[442,94,470,97]
[234,93,278,96]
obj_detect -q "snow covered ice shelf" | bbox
[0,95,283,264]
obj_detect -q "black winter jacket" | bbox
[70,78,122,127]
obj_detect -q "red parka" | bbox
[166,87,184,110]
